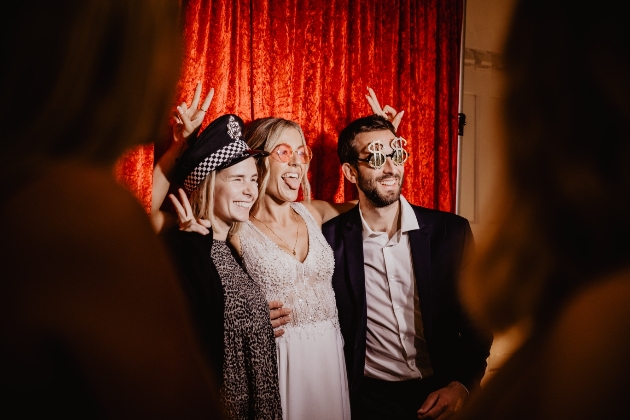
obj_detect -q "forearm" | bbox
[151,144,184,232]
[304,199,358,226]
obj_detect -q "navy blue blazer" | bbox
[322,203,491,400]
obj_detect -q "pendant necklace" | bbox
[252,209,299,256]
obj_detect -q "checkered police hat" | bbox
[173,114,268,194]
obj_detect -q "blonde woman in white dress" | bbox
[230,117,355,420]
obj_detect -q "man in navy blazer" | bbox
[322,115,491,420]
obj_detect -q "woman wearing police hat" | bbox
[160,112,282,420]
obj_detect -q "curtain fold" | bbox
[116,0,463,213]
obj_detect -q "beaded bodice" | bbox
[239,203,339,335]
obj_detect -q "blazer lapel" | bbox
[342,207,367,346]
[409,210,433,342]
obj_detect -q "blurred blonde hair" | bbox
[0,0,182,193]
[460,0,630,334]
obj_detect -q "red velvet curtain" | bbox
[116,0,463,212]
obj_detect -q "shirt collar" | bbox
[359,195,419,241]
[399,195,420,233]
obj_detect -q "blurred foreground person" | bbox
[0,0,223,417]
[455,1,630,419]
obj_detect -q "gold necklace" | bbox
[251,209,299,256]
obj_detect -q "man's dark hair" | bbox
[337,115,396,165]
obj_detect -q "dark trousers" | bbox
[354,375,440,420]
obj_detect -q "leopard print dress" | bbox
[211,239,282,420]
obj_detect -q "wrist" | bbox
[165,140,187,160]
[169,138,187,152]
[156,142,185,172]
[448,381,469,396]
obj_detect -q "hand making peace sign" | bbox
[168,188,212,235]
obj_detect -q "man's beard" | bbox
[357,171,402,208]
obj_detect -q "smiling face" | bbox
[265,127,308,203]
[343,129,404,208]
[212,157,259,233]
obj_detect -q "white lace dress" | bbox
[239,202,351,420]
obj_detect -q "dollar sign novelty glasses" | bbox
[356,137,410,169]
[269,143,313,164]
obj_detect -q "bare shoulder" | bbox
[300,201,325,226]
[5,162,156,241]
[1,161,185,315]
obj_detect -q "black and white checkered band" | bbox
[183,138,248,194]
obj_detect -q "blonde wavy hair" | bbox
[189,171,217,227]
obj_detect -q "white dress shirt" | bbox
[360,196,433,381]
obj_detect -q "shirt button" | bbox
[410,361,415,366]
